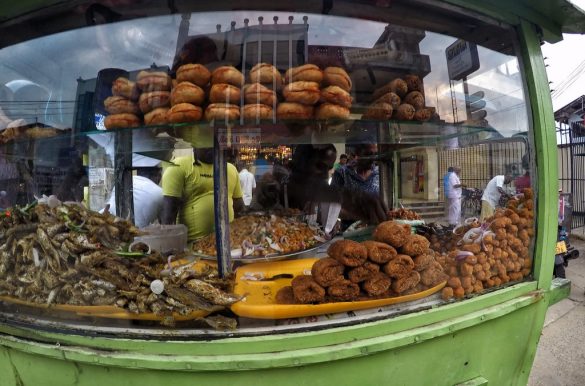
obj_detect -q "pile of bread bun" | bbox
[363,74,435,122]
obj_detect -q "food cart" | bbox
[0,1,583,385]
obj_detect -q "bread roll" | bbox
[209,83,241,105]
[139,91,171,113]
[104,113,141,129]
[323,67,352,91]
[211,66,244,87]
[205,103,240,121]
[176,63,211,87]
[283,81,320,105]
[103,96,140,114]
[167,103,203,123]
[284,64,323,84]
[111,77,139,100]
[276,102,314,120]
[320,86,352,108]
[404,91,425,109]
[404,74,423,92]
[249,63,282,88]
[242,104,273,122]
[394,103,416,120]
[170,81,205,106]
[315,103,350,120]
[375,92,401,110]
[136,71,172,92]
[362,102,393,120]
[372,78,408,100]
[144,107,169,125]
[243,83,277,106]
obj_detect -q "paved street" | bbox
[528,234,585,386]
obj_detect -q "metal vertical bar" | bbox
[240,18,249,126]
[288,16,294,72]
[272,16,278,124]
[303,16,309,62]
[256,16,264,125]
[114,129,134,222]
[213,125,231,278]
[378,122,392,209]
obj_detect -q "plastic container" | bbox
[134,224,188,254]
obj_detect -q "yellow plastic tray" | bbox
[231,258,446,319]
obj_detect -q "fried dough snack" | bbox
[413,253,434,272]
[275,286,296,304]
[391,271,421,294]
[291,275,325,304]
[362,272,392,296]
[420,261,448,287]
[327,280,360,301]
[327,240,368,267]
[383,254,415,278]
[373,221,411,248]
[311,257,345,287]
[362,240,397,264]
[347,262,380,283]
[400,234,431,256]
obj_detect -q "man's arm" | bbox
[233,197,245,215]
[161,196,182,224]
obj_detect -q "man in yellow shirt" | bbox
[161,148,244,241]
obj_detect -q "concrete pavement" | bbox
[528,235,585,386]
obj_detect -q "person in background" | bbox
[480,174,513,221]
[334,154,348,170]
[161,148,244,241]
[105,166,163,228]
[515,155,531,194]
[446,166,465,226]
[237,161,256,208]
[443,166,453,220]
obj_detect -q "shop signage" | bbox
[217,127,261,149]
[445,39,480,80]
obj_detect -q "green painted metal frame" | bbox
[0,0,566,381]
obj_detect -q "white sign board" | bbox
[445,39,480,80]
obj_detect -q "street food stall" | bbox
[0,1,583,385]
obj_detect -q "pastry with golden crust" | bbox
[320,86,352,108]
[362,240,397,264]
[404,74,423,92]
[276,102,314,120]
[291,275,326,304]
[394,104,416,120]
[383,254,415,279]
[284,64,323,84]
[404,91,425,109]
[176,63,211,87]
[373,221,411,248]
[209,83,241,105]
[204,103,240,121]
[362,102,393,120]
[167,103,203,123]
[242,104,273,122]
[139,91,171,113]
[400,234,431,257]
[327,279,360,301]
[211,66,244,87]
[103,96,140,115]
[375,92,401,110]
[327,239,368,267]
[391,270,421,294]
[362,272,392,296]
[322,67,352,91]
[104,113,141,129]
[347,262,380,283]
[373,78,408,100]
[111,77,139,100]
[170,81,205,106]
[283,81,321,105]
[311,257,345,287]
[136,70,172,92]
[144,107,170,125]
[314,103,350,120]
[243,83,277,106]
[249,63,282,88]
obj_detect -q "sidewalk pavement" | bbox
[528,235,585,386]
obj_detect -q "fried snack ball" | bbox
[362,240,397,264]
[453,286,465,299]
[400,234,431,257]
[348,262,380,283]
[311,257,345,287]
[327,240,368,267]
[373,221,411,248]
[442,287,454,300]
[460,263,474,277]
[391,270,421,294]
[275,286,296,304]
[291,275,326,304]
[420,261,448,287]
[447,276,462,288]
[383,254,415,278]
[327,280,360,301]
[461,243,481,254]
[413,253,435,271]
[362,272,392,296]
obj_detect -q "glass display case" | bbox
[0,1,578,385]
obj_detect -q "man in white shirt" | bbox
[238,162,256,207]
[446,166,465,225]
[480,174,513,221]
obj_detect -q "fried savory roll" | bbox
[394,103,416,120]
[413,253,435,272]
[347,262,380,283]
[375,92,401,110]
[362,272,392,296]
[383,254,415,279]
[311,257,345,287]
[404,74,423,92]
[400,234,431,257]
[420,261,448,287]
[275,286,296,304]
[391,270,421,294]
[372,78,408,100]
[291,275,326,304]
[373,221,411,248]
[362,102,393,120]
[327,279,360,301]
[362,240,397,264]
[404,91,425,109]
[327,239,368,267]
